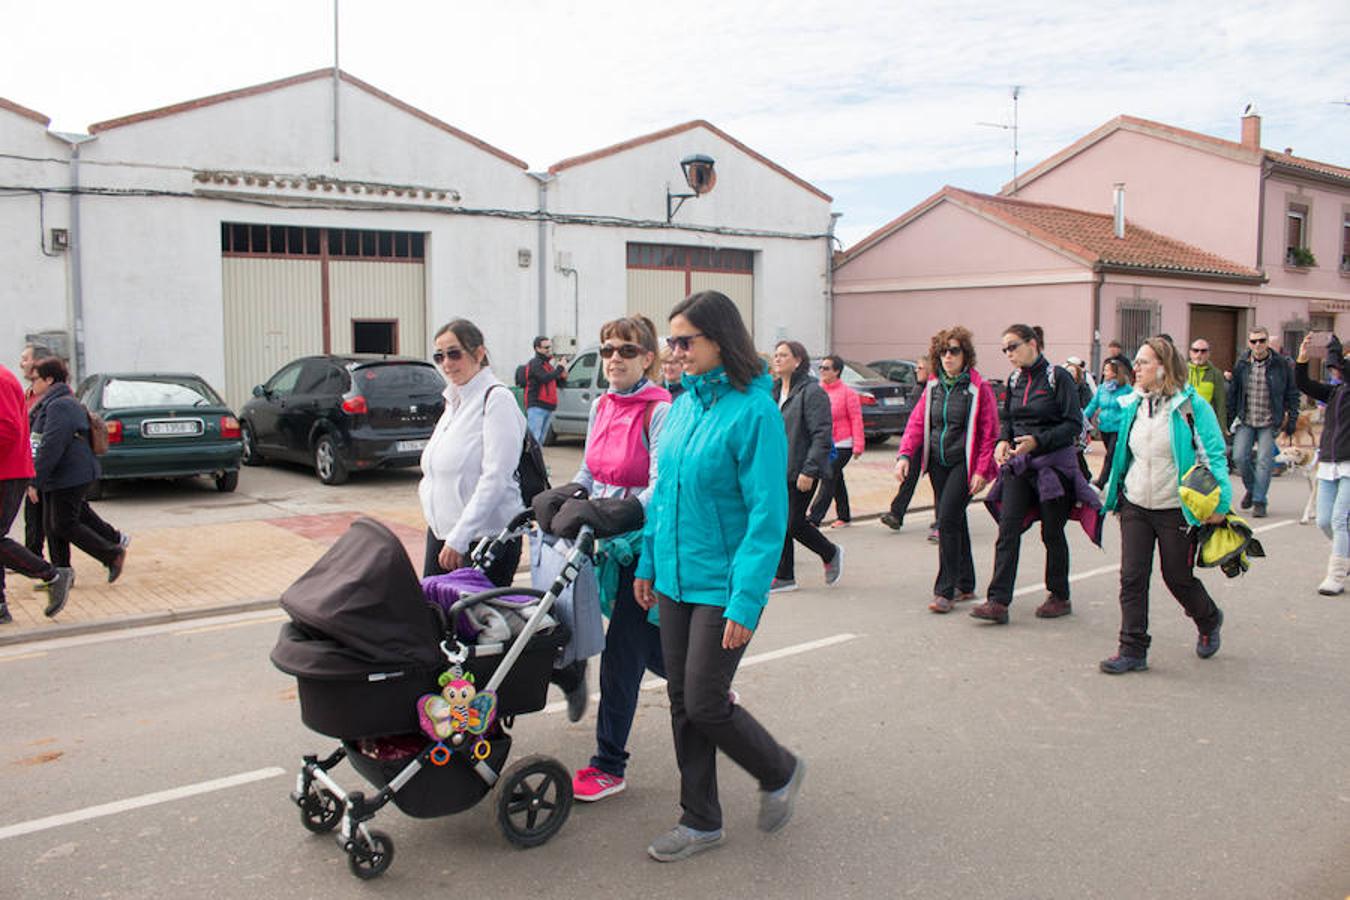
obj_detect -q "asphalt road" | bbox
[2,478,1347,899]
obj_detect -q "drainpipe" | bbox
[825,212,842,352]
[527,172,553,335]
[64,133,97,379]
[1091,268,1104,372]
[1255,157,1269,270]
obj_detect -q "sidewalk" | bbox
[1,443,1124,646]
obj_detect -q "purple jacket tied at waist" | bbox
[985,445,1104,547]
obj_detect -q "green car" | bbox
[75,372,244,498]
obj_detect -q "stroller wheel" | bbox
[298,787,342,834]
[347,829,394,880]
[496,755,573,848]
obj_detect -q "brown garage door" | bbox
[1189,305,1240,374]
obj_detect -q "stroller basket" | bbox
[345,734,514,818]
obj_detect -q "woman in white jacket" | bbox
[419,319,526,585]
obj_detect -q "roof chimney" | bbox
[1112,183,1125,239]
[1241,102,1261,150]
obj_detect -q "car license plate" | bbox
[882,396,903,406]
[396,439,428,453]
[142,420,203,437]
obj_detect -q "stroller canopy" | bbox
[271,517,445,678]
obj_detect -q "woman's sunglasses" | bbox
[940,346,963,357]
[432,348,465,364]
[599,343,644,359]
[666,333,704,352]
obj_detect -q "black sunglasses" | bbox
[432,348,466,364]
[600,343,644,359]
[1249,337,1268,345]
[1190,346,1209,353]
[941,346,963,357]
[666,333,705,352]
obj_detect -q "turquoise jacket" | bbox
[1102,384,1232,526]
[635,367,788,629]
[1083,381,1128,434]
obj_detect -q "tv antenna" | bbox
[978,85,1022,194]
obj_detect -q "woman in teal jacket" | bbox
[635,291,803,862]
[1099,337,1231,674]
[1084,356,1132,488]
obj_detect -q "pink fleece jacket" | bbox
[0,364,35,480]
[897,367,998,486]
[820,378,865,453]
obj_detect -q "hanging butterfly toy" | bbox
[416,642,498,766]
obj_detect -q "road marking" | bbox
[175,614,287,636]
[541,632,860,714]
[0,767,286,842]
[0,651,48,664]
[0,608,286,659]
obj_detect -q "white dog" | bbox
[1274,445,1319,525]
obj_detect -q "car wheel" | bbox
[240,422,264,466]
[86,479,104,501]
[314,434,349,485]
[215,470,239,493]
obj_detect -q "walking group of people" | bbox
[416,291,804,863]
[0,344,129,625]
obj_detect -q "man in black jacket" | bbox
[524,336,567,444]
[1230,326,1299,517]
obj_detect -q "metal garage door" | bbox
[221,224,426,409]
[626,243,753,335]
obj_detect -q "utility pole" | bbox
[977,85,1022,193]
[332,0,341,163]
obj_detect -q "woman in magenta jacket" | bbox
[808,354,865,528]
[896,326,999,613]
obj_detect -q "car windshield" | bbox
[841,361,885,385]
[101,377,222,409]
[355,363,445,399]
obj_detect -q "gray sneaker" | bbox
[824,545,844,587]
[769,578,798,593]
[44,567,73,618]
[759,756,806,833]
[34,569,74,591]
[646,825,725,862]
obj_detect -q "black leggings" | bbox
[777,482,837,580]
[985,469,1072,606]
[928,459,975,599]
[808,448,854,524]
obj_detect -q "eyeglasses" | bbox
[666,333,705,352]
[1249,337,1268,345]
[1001,340,1024,354]
[818,364,835,371]
[432,348,466,364]
[599,343,644,359]
[1190,347,1209,353]
[940,346,963,357]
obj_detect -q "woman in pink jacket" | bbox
[808,355,865,528]
[896,327,999,613]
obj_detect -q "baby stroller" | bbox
[270,510,594,880]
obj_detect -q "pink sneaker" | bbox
[573,766,626,802]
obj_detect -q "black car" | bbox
[812,360,912,443]
[240,356,445,485]
[75,372,242,498]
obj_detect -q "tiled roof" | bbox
[839,186,1264,283]
[87,69,528,169]
[0,97,50,127]
[1008,115,1350,193]
[548,120,832,202]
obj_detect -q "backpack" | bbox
[485,385,550,505]
[83,404,110,456]
[514,363,528,389]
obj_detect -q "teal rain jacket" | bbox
[635,367,788,630]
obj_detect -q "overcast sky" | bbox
[5,0,1348,247]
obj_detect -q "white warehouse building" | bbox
[1,70,837,407]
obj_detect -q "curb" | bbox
[0,597,280,648]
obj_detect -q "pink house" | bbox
[834,111,1350,376]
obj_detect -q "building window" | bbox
[221,223,424,260]
[1286,203,1310,266]
[626,242,753,273]
[352,320,398,355]
[1117,299,1159,355]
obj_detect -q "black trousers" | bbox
[808,448,854,524]
[658,594,795,832]
[1115,499,1221,658]
[1094,432,1119,488]
[777,482,837,580]
[889,455,922,522]
[43,484,121,569]
[929,459,975,599]
[422,528,522,588]
[24,492,43,557]
[986,468,1072,606]
[1,479,57,597]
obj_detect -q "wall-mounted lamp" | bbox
[666,154,716,222]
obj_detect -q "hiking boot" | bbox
[44,568,73,618]
[0,601,11,625]
[1099,654,1148,674]
[928,595,954,614]
[573,767,626,802]
[1252,503,1267,518]
[1035,595,1072,618]
[769,578,798,593]
[758,756,806,833]
[1197,609,1224,659]
[969,600,1009,624]
[879,513,902,531]
[1240,491,1253,510]
[107,549,127,584]
[647,825,725,862]
[824,545,844,587]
